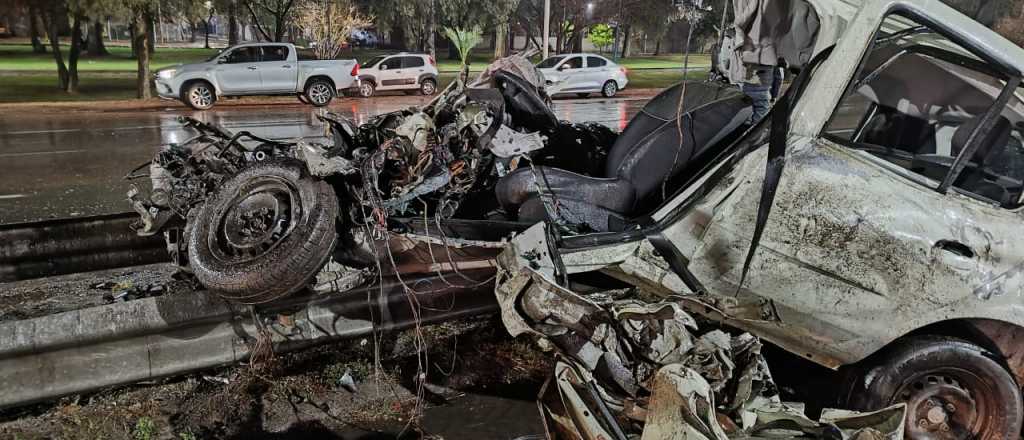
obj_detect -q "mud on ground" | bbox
[0,316,550,439]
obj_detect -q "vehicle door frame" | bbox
[556,55,586,92]
[213,45,262,95]
[256,44,296,93]
[584,55,610,91]
[400,56,428,88]
[375,56,406,90]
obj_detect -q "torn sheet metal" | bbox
[296,142,358,177]
[496,265,906,440]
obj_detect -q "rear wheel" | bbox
[358,82,375,98]
[601,80,618,98]
[304,79,335,107]
[847,336,1023,440]
[187,160,339,304]
[182,81,216,110]
[420,78,437,95]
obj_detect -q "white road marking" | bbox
[0,149,87,157]
[0,194,27,200]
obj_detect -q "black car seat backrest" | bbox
[604,81,751,202]
[494,70,560,133]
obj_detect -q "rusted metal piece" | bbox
[0,213,168,282]
[0,271,497,409]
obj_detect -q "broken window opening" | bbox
[823,12,1024,208]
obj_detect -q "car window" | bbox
[361,55,386,69]
[537,56,565,68]
[380,57,398,69]
[260,45,289,62]
[297,48,318,61]
[224,47,258,64]
[586,56,607,68]
[561,56,583,69]
[401,56,425,68]
[823,14,1024,207]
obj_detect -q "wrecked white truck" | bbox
[496,0,1024,438]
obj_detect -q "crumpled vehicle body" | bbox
[495,264,906,439]
[126,54,618,303]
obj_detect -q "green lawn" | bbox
[0,43,707,73]
[0,42,706,103]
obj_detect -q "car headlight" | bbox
[158,69,177,80]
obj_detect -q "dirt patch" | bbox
[0,263,185,322]
[0,317,550,440]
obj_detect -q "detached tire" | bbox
[847,336,1023,440]
[187,159,339,304]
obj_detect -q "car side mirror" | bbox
[380,64,388,70]
[558,64,568,71]
[217,57,227,64]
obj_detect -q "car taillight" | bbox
[350,64,359,76]
[428,56,436,66]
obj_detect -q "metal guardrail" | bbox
[0,212,168,282]
[0,272,497,409]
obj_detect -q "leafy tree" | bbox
[443,26,482,82]
[296,0,372,59]
[587,23,613,52]
[244,0,296,41]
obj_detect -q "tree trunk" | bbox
[135,11,152,99]
[621,24,632,58]
[427,5,436,59]
[228,1,239,46]
[190,22,197,43]
[86,20,108,56]
[146,14,156,55]
[129,22,137,57]
[653,39,661,56]
[204,13,212,49]
[67,14,84,93]
[29,5,47,53]
[41,7,69,90]
[494,21,509,58]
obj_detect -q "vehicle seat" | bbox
[496,81,752,231]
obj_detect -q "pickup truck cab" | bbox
[154,43,359,110]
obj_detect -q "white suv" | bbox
[536,53,628,98]
[356,53,439,97]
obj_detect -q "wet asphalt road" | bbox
[0,96,645,224]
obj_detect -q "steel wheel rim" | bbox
[190,86,213,108]
[422,81,435,95]
[360,83,373,97]
[208,176,301,264]
[309,83,331,104]
[604,82,616,97]
[891,369,989,440]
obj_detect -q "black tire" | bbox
[304,78,335,107]
[601,80,618,98]
[576,92,590,98]
[846,336,1023,440]
[358,81,375,98]
[420,78,437,95]
[182,81,216,110]
[187,159,339,304]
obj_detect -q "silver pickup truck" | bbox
[154,43,359,110]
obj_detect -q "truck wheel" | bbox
[304,79,335,107]
[420,78,437,96]
[846,336,1023,440]
[187,159,339,304]
[183,81,216,110]
[601,80,618,98]
[358,82,375,98]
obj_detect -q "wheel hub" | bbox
[898,374,978,440]
[210,178,299,263]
